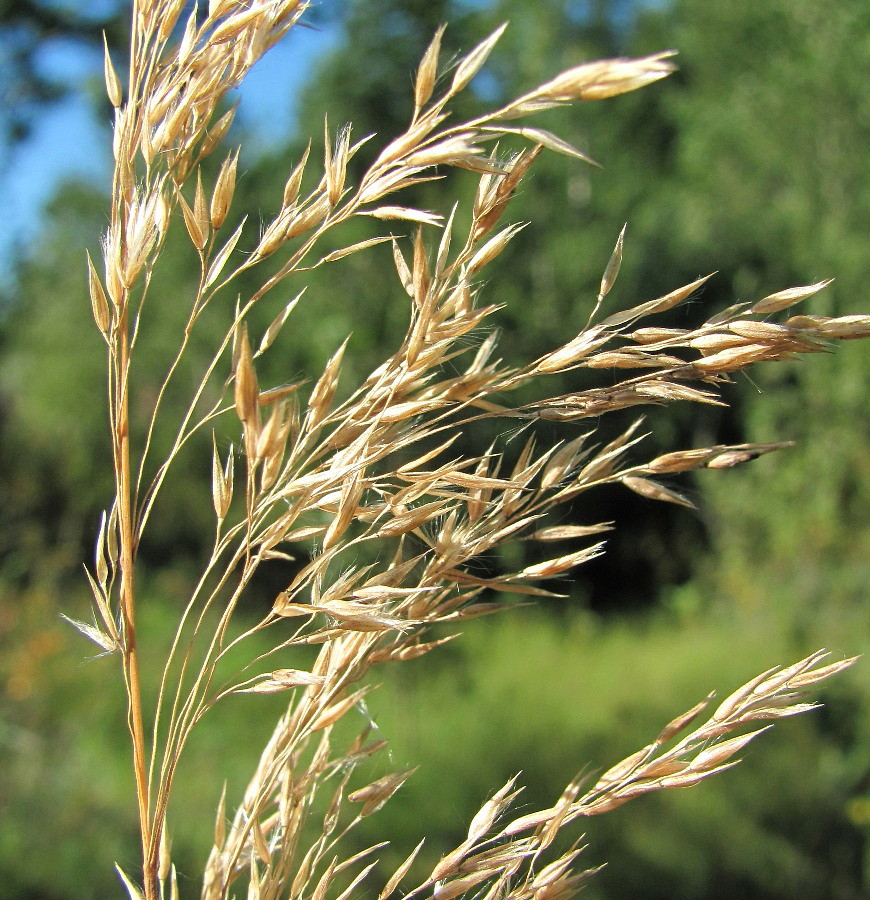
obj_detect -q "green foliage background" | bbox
[0,0,867,896]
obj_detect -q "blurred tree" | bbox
[628,0,870,627]
[7,0,866,606]
[0,0,699,607]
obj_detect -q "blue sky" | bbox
[0,0,665,285]
[0,6,339,285]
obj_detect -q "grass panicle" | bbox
[78,4,868,897]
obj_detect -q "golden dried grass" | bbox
[70,3,869,896]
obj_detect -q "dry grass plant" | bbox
[72,1,870,896]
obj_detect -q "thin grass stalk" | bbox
[116,314,155,894]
